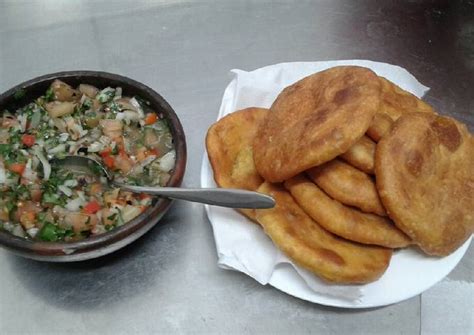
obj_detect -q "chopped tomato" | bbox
[100,147,112,158]
[147,148,159,156]
[139,193,151,200]
[21,134,35,147]
[83,201,101,214]
[19,212,36,229]
[103,155,115,169]
[144,113,158,125]
[115,154,133,174]
[8,163,26,175]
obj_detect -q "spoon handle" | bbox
[114,184,275,209]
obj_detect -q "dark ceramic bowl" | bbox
[0,71,186,261]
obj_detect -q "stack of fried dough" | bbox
[206,66,474,284]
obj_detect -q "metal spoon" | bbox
[52,155,275,209]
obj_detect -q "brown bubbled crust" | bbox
[253,66,382,182]
[375,112,474,256]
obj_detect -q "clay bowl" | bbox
[0,71,186,261]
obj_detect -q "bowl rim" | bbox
[0,70,187,261]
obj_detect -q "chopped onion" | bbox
[99,135,111,146]
[65,197,85,212]
[58,185,73,197]
[131,155,156,175]
[48,144,66,154]
[59,133,69,142]
[19,114,28,133]
[79,94,89,105]
[64,180,78,187]
[157,150,176,172]
[89,128,102,140]
[34,147,51,181]
[0,160,7,184]
[114,87,122,100]
[116,111,140,125]
[88,141,104,153]
[22,159,37,182]
[129,97,145,118]
[12,225,25,238]
[27,227,39,238]
[121,205,142,223]
[77,191,86,201]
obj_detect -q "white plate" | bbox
[201,60,472,308]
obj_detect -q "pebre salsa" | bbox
[0,80,175,241]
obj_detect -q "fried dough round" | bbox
[367,112,394,142]
[378,77,435,121]
[376,113,474,256]
[255,182,392,284]
[307,159,386,216]
[206,108,268,221]
[254,66,381,182]
[339,135,376,174]
[285,175,411,248]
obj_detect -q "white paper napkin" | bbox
[201,60,430,302]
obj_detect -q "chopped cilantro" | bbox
[97,89,115,103]
[13,89,26,100]
[108,101,121,114]
[38,222,74,242]
[75,98,93,115]
[44,88,55,102]
[42,192,66,206]
[107,213,117,221]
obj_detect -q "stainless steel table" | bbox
[0,1,472,334]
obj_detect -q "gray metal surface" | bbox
[0,1,472,334]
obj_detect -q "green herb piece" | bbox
[108,101,121,114]
[97,89,115,103]
[13,89,26,100]
[11,184,30,200]
[42,192,66,206]
[38,222,59,241]
[0,144,12,157]
[38,222,73,242]
[75,98,93,115]
[8,127,21,144]
[107,213,117,221]
[44,88,55,102]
